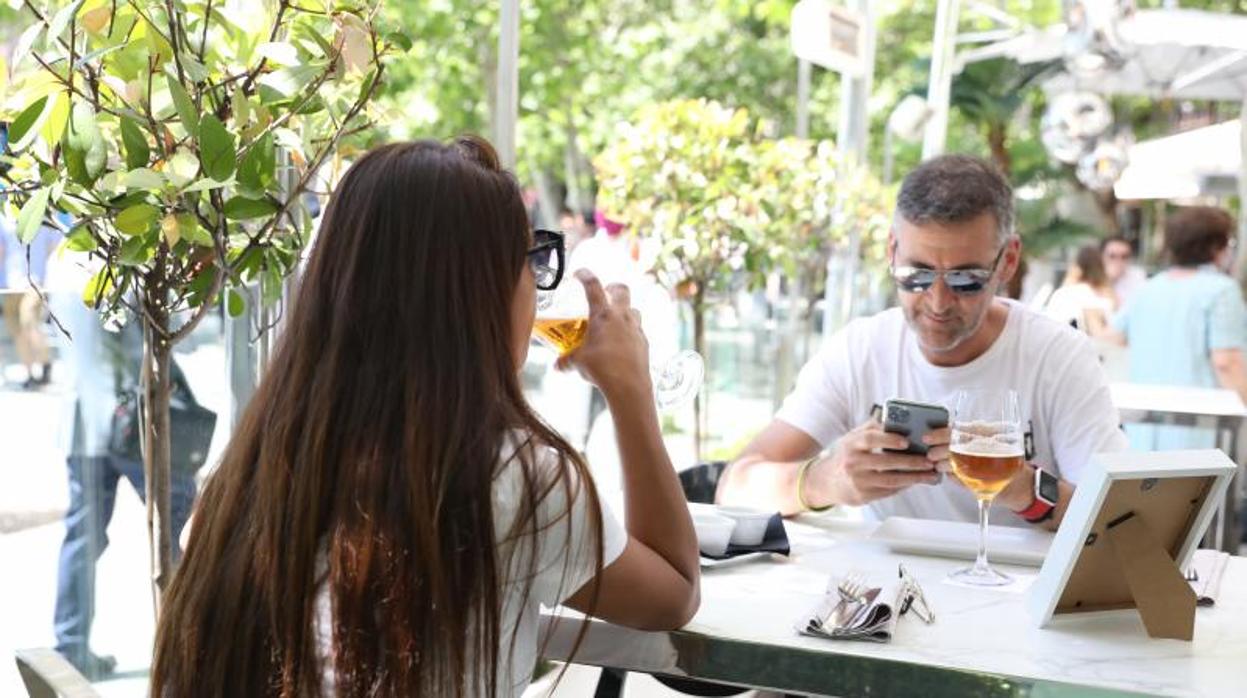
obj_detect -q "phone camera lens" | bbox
[889,406,909,421]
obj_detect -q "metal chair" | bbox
[14,649,100,698]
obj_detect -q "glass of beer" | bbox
[532,279,703,410]
[948,388,1025,586]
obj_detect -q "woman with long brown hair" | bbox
[151,137,700,696]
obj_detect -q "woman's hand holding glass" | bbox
[528,229,703,409]
[554,270,654,401]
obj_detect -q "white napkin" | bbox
[796,579,906,643]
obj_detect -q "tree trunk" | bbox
[986,122,1011,177]
[141,291,175,611]
[691,287,707,461]
[1093,188,1121,235]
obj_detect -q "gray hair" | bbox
[895,154,1014,242]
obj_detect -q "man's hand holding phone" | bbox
[803,419,948,507]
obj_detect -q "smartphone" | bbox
[882,398,949,456]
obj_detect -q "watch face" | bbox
[1037,469,1060,504]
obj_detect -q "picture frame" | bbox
[1027,449,1236,640]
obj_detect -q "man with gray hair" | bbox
[718,155,1126,530]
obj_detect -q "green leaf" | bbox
[224,196,278,220]
[41,91,70,145]
[262,266,283,307]
[257,64,322,100]
[11,23,43,71]
[47,0,86,44]
[181,54,209,83]
[123,168,164,190]
[116,203,159,235]
[82,269,112,307]
[385,31,413,52]
[237,133,275,193]
[165,151,200,188]
[182,178,231,193]
[167,73,199,136]
[75,42,128,69]
[65,224,98,252]
[9,97,48,150]
[16,188,51,244]
[227,289,245,317]
[198,114,236,181]
[119,116,150,169]
[119,234,152,265]
[178,213,212,247]
[63,102,107,186]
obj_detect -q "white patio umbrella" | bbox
[960,7,1247,255]
[957,9,1247,101]
[1114,119,1241,201]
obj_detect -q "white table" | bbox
[1110,383,1247,551]
[540,517,1247,697]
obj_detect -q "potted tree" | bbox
[1,0,395,605]
[595,99,893,456]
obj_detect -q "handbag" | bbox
[108,366,217,474]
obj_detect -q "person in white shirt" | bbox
[1102,235,1146,308]
[151,138,699,697]
[1043,244,1116,334]
[718,155,1128,530]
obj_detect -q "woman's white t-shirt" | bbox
[1043,282,1114,330]
[313,432,628,696]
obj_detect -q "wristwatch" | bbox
[1017,467,1059,523]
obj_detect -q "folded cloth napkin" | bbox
[700,514,790,561]
[796,579,907,643]
[1189,549,1231,607]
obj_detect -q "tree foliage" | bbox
[0,0,393,600]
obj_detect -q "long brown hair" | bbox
[151,137,602,696]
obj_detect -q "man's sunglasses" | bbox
[527,229,565,291]
[891,247,1005,295]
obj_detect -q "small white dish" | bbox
[691,511,737,557]
[716,505,774,546]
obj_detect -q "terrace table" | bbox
[540,517,1247,697]
[1110,382,1246,551]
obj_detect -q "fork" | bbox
[809,573,864,630]
[830,574,868,628]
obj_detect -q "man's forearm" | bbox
[718,455,818,516]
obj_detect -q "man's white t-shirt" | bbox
[314,432,627,696]
[776,300,1128,526]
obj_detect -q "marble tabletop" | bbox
[540,516,1247,697]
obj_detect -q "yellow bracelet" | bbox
[796,456,833,513]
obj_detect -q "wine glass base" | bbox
[947,564,1013,587]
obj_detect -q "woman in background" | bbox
[1044,243,1116,334]
[152,137,699,696]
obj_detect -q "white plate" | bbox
[868,516,1054,567]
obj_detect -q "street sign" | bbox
[791,0,866,77]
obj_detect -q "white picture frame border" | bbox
[1028,449,1236,627]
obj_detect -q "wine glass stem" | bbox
[974,498,991,574]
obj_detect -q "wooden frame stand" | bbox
[1105,512,1197,640]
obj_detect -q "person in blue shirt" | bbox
[1108,206,1247,450]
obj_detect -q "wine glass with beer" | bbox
[948,388,1025,586]
[527,229,703,409]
